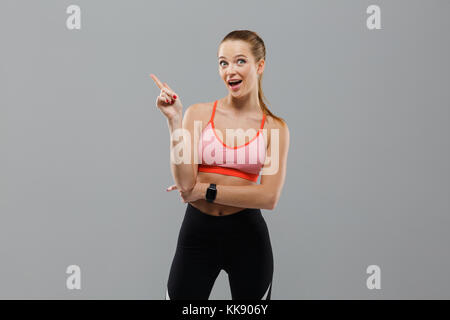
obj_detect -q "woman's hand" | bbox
[150,73,182,121]
[166,182,207,203]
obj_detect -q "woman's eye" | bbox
[219,59,246,67]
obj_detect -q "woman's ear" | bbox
[257,59,265,75]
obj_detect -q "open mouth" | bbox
[228,79,243,90]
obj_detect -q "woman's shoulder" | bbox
[264,113,288,130]
[185,101,214,113]
[264,114,289,149]
[183,102,214,127]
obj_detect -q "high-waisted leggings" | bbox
[165,203,274,300]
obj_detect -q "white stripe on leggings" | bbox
[261,282,271,300]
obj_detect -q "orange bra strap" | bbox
[210,100,217,122]
[260,113,266,129]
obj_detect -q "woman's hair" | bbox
[220,30,286,126]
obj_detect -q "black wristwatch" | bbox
[205,183,217,203]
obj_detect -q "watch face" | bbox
[206,187,216,200]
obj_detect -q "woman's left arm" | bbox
[170,121,290,210]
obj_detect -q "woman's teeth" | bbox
[228,80,242,90]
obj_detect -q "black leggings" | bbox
[166,203,274,300]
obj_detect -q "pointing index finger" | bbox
[163,82,174,92]
[149,73,164,89]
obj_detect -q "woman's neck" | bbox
[223,92,260,114]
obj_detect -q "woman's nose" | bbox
[226,68,237,76]
[227,63,238,72]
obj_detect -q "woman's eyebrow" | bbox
[218,54,248,60]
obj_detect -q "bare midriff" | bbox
[189,171,257,216]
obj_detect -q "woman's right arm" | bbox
[150,74,198,192]
[166,106,198,192]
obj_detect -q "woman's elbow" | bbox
[266,192,280,210]
[179,182,195,193]
[178,173,197,193]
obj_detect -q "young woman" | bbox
[151,30,289,300]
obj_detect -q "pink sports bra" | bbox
[197,100,266,182]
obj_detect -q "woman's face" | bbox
[218,40,264,96]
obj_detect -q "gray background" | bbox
[1,0,449,299]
